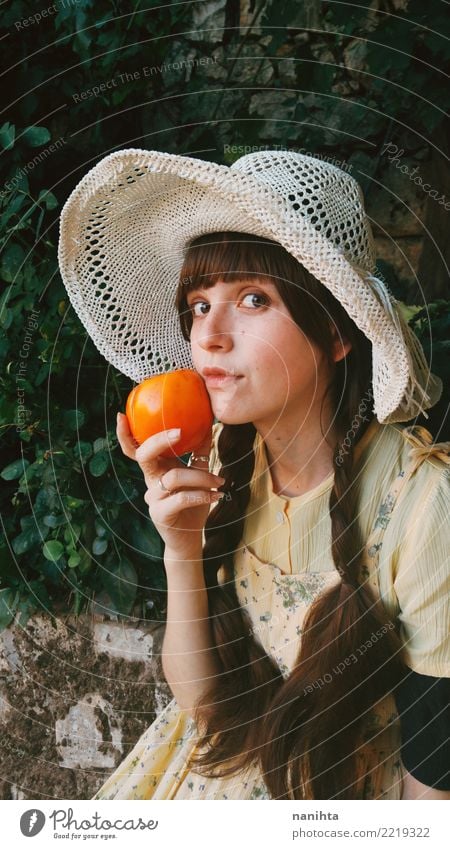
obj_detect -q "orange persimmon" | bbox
[125,368,214,457]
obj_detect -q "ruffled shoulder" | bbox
[399,424,450,476]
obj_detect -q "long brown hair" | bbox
[174,232,404,799]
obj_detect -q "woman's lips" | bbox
[203,374,243,388]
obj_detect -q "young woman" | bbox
[58,149,449,800]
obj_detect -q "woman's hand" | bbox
[116,412,225,558]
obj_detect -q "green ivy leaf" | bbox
[16,597,38,627]
[0,122,15,150]
[88,450,110,477]
[43,513,67,528]
[129,515,164,560]
[0,589,19,630]
[73,441,92,462]
[0,192,26,229]
[101,479,138,503]
[0,307,13,330]
[27,580,52,612]
[23,126,51,147]
[20,513,47,532]
[93,437,110,453]
[12,526,43,555]
[35,363,50,386]
[0,284,13,321]
[77,550,92,575]
[16,465,39,490]
[63,524,81,546]
[62,495,87,510]
[1,244,25,282]
[37,558,65,585]
[94,518,110,538]
[1,458,30,480]
[37,189,59,210]
[43,540,64,561]
[103,556,138,616]
[92,537,108,556]
[67,550,81,568]
[35,485,58,513]
[0,539,17,579]
[62,409,86,430]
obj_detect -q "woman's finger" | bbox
[116,413,138,458]
[145,488,224,509]
[159,467,225,492]
[134,428,182,476]
[116,412,181,472]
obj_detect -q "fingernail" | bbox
[116,413,121,422]
[168,428,181,440]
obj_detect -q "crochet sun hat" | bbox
[58,147,442,425]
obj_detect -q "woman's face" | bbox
[186,277,347,430]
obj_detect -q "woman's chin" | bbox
[214,414,252,427]
[209,394,254,426]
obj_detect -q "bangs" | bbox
[180,232,287,293]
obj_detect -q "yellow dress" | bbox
[92,419,449,800]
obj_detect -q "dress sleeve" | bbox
[393,669,450,790]
[393,468,450,678]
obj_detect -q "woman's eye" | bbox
[189,301,209,317]
[241,293,269,309]
[188,293,269,317]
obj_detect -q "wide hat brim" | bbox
[58,148,442,424]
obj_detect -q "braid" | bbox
[187,422,284,777]
[203,421,257,585]
[258,411,405,799]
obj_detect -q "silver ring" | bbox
[187,453,210,468]
[158,475,171,494]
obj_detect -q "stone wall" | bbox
[0,614,170,799]
[142,0,448,302]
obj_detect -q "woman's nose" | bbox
[196,306,234,350]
